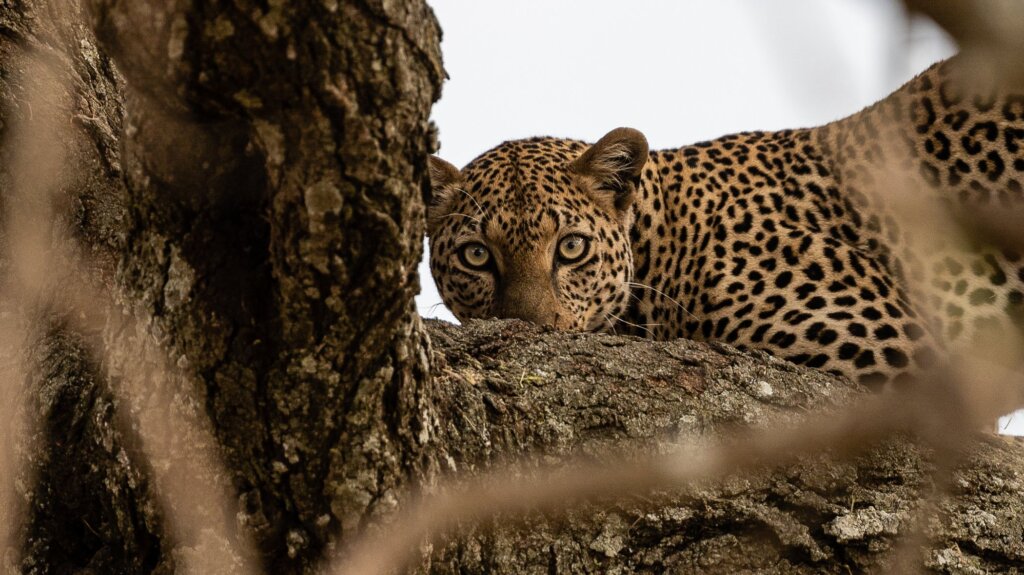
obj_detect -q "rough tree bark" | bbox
[0,1,1022,575]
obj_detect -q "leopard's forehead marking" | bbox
[459,137,592,247]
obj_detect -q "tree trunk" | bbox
[0,2,1022,575]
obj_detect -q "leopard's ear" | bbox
[425,155,463,236]
[571,127,649,215]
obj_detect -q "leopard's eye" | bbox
[459,242,492,270]
[557,234,589,264]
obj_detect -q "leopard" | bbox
[425,57,1024,389]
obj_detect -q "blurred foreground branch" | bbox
[905,0,1024,91]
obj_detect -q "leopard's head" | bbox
[426,127,649,331]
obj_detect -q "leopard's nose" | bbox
[494,279,563,328]
[494,298,560,328]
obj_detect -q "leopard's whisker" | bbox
[627,281,698,320]
[605,311,659,337]
[443,212,482,225]
[457,188,486,218]
[601,313,620,336]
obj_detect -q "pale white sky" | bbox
[414,0,1022,435]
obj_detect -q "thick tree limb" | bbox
[406,320,1024,574]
